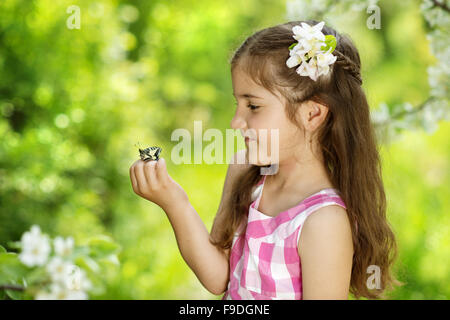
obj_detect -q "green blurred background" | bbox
[0,0,448,299]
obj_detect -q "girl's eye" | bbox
[247,104,259,111]
[234,102,260,111]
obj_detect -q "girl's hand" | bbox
[129,158,189,212]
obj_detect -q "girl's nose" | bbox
[230,114,246,131]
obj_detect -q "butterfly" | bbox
[135,142,162,161]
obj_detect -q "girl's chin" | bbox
[246,150,273,167]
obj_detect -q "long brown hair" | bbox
[210,20,401,299]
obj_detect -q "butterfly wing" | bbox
[139,146,162,161]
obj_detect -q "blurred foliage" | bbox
[0,0,448,299]
[0,229,121,300]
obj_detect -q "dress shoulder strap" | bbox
[292,189,347,246]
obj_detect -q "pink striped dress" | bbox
[221,174,347,300]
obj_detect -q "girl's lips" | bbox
[245,137,256,144]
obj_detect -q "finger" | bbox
[131,165,142,195]
[130,163,138,192]
[143,160,158,189]
[155,158,169,185]
[135,160,148,192]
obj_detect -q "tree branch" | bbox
[374,96,436,127]
[0,284,25,291]
[391,96,435,119]
[431,0,450,13]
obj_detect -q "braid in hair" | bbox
[334,49,363,85]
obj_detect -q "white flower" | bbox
[286,49,304,68]
[286,21,337,81]
[18,225,51,267]
[37,262,91,300]
[316,49,337,76]
[65,265,92,292]
[301,37,326,58]
[296,57,319,81]
[35,289,54,300]
[370,102,390,124]
[53,236,74,257]
[35,283,88,300]
[290,21,327,60]
[292,21,325,42]
[46,256,73,283]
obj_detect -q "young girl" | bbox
[129,20,399,300]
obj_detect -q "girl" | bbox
[129,20,399,300]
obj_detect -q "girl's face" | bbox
[230,66,305,166]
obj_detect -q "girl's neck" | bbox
[266,152,333,192]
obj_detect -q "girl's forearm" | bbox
[162,200,229,295]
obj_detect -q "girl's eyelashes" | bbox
[234,102,260,111]
[247,104,260,111]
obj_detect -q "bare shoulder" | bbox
[299,205,353,256]
[298,205,354,299]
[302,205,351,233]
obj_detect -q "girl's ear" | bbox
[297,100,328,131]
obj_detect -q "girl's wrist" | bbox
[161,195,191,216]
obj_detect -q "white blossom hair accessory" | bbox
[286,21,337,81]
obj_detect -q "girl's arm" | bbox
[165,149,250,295]
[298,205,354,299]
[163,198,229,295]
[129,150,249,295]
